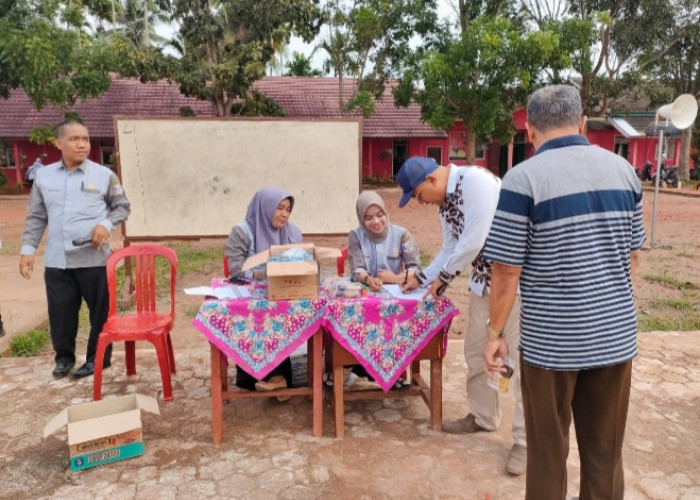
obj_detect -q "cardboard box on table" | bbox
[43,394,160,471]
[242,243,342,300]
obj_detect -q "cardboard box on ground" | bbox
[43,394,160,471]
[242,243,342,300]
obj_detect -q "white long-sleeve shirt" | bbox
[422,165,500,295]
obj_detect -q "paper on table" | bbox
[383,284,426,301]
[184,285,251,300]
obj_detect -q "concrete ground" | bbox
[0,331,698,500]
[1,192,699,499]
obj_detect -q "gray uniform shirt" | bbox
[348,224,421,281]
[224,221,256,280]
[21,159,131,269]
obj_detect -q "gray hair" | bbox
[527,85,582,132]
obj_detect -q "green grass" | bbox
[638,315,700,331]
[8,328,50,357]
[647,298,696,312]
[172,243,221,275]
[643,272,698,290]
[676,251,695,259]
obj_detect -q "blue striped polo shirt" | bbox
[483,135,646,370]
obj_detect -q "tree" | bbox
[0,0,119,110]
[316,0,441,116]
[285,51,324,77]
[395,9,558,164]
[517,0,676,116]
[637,0,700,180]
[113,0,171,49]
[170,0,322,116]
[230,90,288,116]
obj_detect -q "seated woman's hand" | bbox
[368,276,383,292]
[377,269,400,284]
[361,273,383,293]
[400,271,421,292]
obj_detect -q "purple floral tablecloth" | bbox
[322,292,459,391]
[192,280,326,380]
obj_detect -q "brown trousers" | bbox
[520,355,632,500]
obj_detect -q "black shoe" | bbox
[52,360,75,378]
[73,361,95,378]
[0,323,5,337]
[73,360,111,378]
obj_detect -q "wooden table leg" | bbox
[429,356,442,430]
[311,330,323,437]
[333,344,345,438]
[210,344,224,444]
[411,359,420,386]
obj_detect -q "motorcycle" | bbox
[639,161,680,188]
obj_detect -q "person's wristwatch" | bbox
[487,319,504,339]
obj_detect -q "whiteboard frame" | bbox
[113,116,362,240]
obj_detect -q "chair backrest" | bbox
[336,246,348,276]
[106,244,178,318]
[223,251,230,277]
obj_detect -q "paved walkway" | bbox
[1,333,698,500]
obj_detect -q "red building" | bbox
[0,76,684,188]
[0,78,212,188]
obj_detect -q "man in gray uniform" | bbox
[19,119,131,379]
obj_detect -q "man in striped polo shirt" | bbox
[483,85,645,500]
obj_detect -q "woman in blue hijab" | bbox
[224,186,303,397]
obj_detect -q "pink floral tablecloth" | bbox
[193,280,459,389]
[322,292,459,391]
[192,280,326,380]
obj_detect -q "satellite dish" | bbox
[656,94,699,130]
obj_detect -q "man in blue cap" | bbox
[397,156,526,476]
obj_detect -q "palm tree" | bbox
[115,0,171,48]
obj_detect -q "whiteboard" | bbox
[114,117,361,238]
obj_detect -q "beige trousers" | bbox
[464,290,525,446]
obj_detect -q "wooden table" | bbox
[208,331,323,443]
[322,292,458,438]
[193,280,327,443]
[328,326,448,438]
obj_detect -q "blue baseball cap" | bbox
[397,157,439,207]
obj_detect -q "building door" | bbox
[614,137,629,159]
[393,140,408,178]
[426,146,443,165]
[512,132,528,167]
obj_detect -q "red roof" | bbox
[0,78,214,138]
[0,76,444,139]
[252,77,445,138]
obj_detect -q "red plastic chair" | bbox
[336,246,348,276]
[93,244,178,401]
[223,251,230,277]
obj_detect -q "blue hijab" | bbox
[245,186,303,251]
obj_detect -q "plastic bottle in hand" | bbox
[487,357,514,393]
